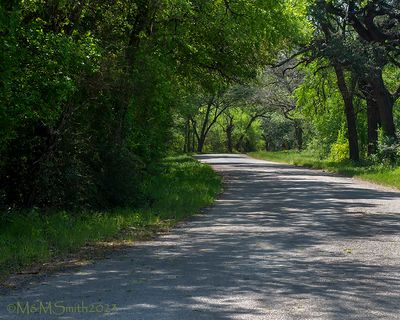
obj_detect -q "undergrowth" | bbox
[0,156,221,280]
[249,151,400,190]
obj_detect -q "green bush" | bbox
[373,130,400,166]
[0,157,221,279]
[329,142,349,162]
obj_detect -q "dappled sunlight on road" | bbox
[1,154,400,319]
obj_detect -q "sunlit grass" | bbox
[249,151,400,190]
[0,156,222,279]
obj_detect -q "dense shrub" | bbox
[372,132,400,166]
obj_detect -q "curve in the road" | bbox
[1,154,400,320]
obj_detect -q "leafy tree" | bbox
[1,0,303,209]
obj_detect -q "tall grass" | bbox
[249,151,400,190]
[146,155,221,220]
[0,156,221,279]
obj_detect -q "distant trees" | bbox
[186,64,305,154]
[0,0,300,210]
[184,0,399,162]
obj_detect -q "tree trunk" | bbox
[197,137,205,153]
[333,65,360,161]
[195,99,214,153]
[236,115,258,151]
[367,102,379,156]
[226,124,234,153]
[192,130,196,153]
[183,120,188,153]
[371,72,396,140]
[366,95,380,155]
[184,118,191,153]
[294,120,303,151]
[360,79,380,155]
[224,115,235,153]
[262,134,270,151]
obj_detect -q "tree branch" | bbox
[190,117,200,141]
[271,48,311,68]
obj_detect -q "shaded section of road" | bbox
[1,154,400,319]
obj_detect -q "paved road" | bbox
[1,154,400,319]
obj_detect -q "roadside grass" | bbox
[0,156,221,281]
[249,151,400,190]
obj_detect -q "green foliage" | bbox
[262,113,295,151]
[329,142,350,162]
[383,64,400,95]
[0,156,222,278]
[249,151,400,190]
[372,129,400,166]
[250,150,319,167]
[205,124,227,153]
[0,0,301,210]
[144,156,222,220]
[302,0,400,161]
[295,64,347,156]
[0,11,103,208]
[329,129,350,162]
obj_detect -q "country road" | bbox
[1,154,400,320]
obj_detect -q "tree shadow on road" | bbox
[4,155,400,320]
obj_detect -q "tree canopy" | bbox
[1,0,399,211]
[0,0,305,209]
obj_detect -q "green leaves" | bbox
[1,0,310,209]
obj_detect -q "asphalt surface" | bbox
[1,154,400,320]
